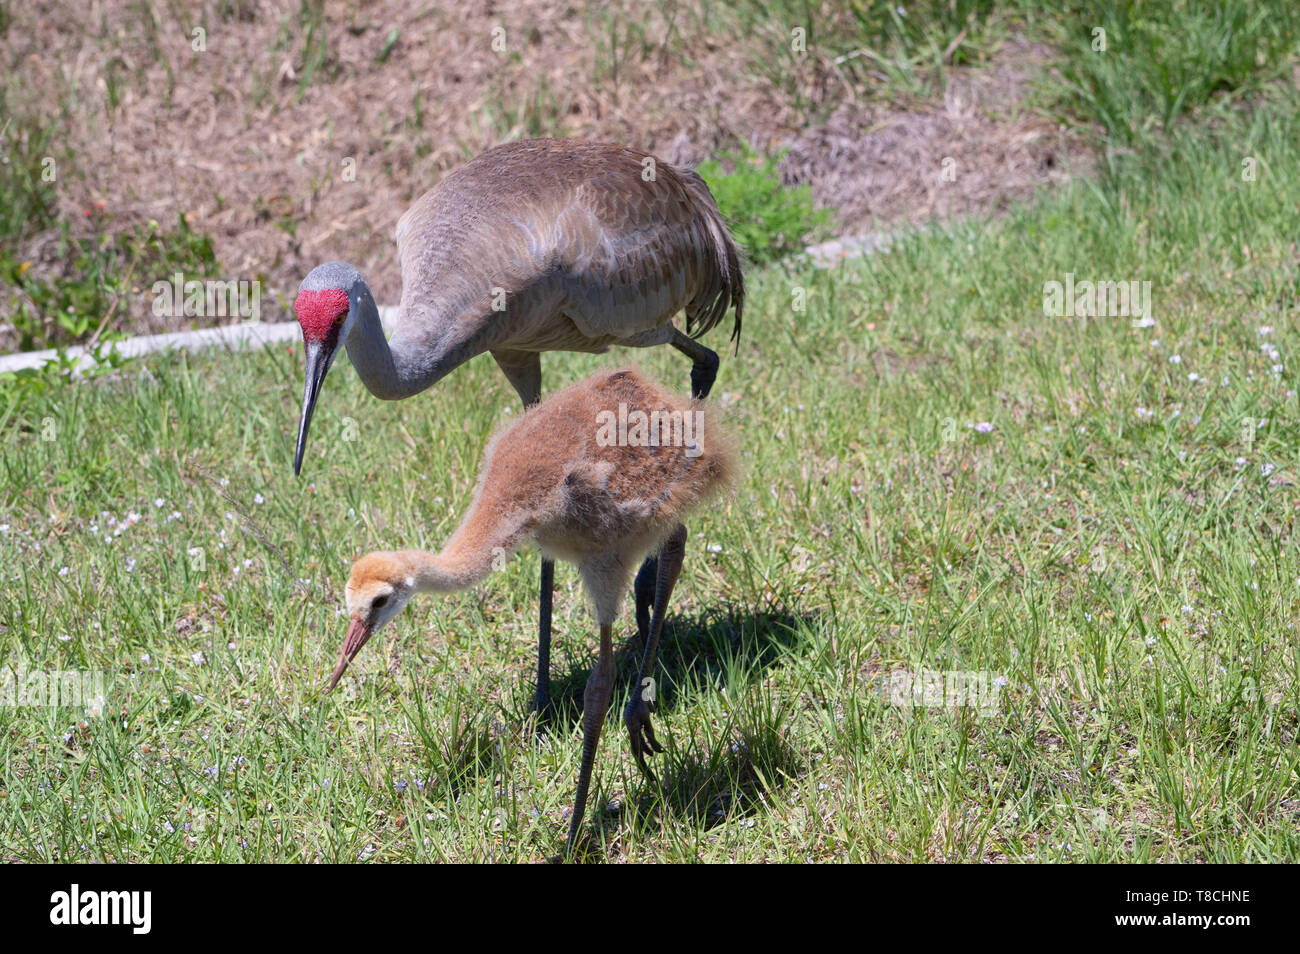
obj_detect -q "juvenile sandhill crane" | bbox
[325,368,736,858]
[292,138,744,719]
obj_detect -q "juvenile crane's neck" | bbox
[391,496,535,594]
[343,282,494,401]
[386,548,491,593]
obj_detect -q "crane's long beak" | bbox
[294,340,332,476]
[327,616,373,691]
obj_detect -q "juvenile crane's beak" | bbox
[294,340,332,476]
[327,616,373,690]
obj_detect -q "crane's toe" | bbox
[624,695,665,780]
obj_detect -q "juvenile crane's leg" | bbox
[492,351,555,718]
[633,332,719,636]
[626,524,688,781]
[566,623,615,858]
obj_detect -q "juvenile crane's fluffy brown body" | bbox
[293,139,745,720]
[328,368,736,857]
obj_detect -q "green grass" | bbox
[697,146,833,265]
[2,89,1299,861]
[1053,0,1300,143]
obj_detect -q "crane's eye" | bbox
[372,594,389,610]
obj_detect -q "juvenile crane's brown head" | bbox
[327,552,417,690]
[293,262,367,476]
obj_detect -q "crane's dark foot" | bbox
[633,555,658,644]
[624,693,665,781]
[671,328,720,399]
[690,348,719,400]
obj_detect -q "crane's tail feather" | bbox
[676,166,745,353]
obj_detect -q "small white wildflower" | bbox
[974,421,995,434]
[253,493,265,505]
[1169,354,1182,364]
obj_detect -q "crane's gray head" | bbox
[292,262,365,475]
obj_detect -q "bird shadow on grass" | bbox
[401,606,813,802]
[510,604,813,732]
[523,605,815,848]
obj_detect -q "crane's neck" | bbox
[342,281,493,401]
[391,546,492,593]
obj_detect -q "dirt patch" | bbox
[783,42,1089,229]
[2,4,1090,346]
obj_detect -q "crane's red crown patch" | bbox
[294,289,351,341]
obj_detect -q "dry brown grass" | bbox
[3,1,1090,340]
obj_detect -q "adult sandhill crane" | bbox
[292,138,744,719]
[326,368,736,858]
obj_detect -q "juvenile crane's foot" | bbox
[624,694,665,781]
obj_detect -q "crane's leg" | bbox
[565,622,615,859]
[625,524,687,781]
[535,559,554,717]
[492,351,555,719]
[633,331,718,641]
